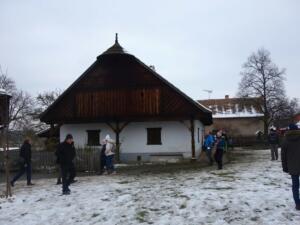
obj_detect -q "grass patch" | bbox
[179,202,187,209]
[91,213,100,218]
[117,180,131,184]
[136,210,149,223]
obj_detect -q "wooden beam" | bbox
[119,122,129,132]
[106,121,130,163]
[106,122,117,133]
[179,120,191,131]
[190,118,196,162]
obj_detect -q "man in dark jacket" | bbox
[98,142,107,175]
[56,134,76,195]
[214,131,225,170]
[268,128,279,160]
[11,139,34,186]
[281,124,300,210]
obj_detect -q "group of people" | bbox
[202,130,228,170]
[10,133,116,195]
[8,124,300,210]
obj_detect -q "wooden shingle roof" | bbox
[40,36,212,125]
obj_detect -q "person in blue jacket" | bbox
[214,131,225,170]
[203,131,214,165]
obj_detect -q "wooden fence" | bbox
[0,148,101,173]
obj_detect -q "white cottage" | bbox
[40,35,212,162]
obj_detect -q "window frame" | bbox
[86,129,101,146]
[146,128,162,145]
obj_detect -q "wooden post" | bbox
[1,126,12,197]
[106,121,129,163]
[115,121,120,163]
[190,118,196,162]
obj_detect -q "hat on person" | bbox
[65,134,73,140]
[288,123,298,130]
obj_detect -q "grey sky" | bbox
[1,0,299,100]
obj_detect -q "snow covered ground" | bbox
[0,149,299,225]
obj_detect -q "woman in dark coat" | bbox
[214,131,225,170]
[10,139,34,186]
[281,124,300,210]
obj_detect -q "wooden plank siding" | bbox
[76,88,160,118]
[40,47,212,125]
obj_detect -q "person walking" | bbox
[214,131,225,170]
[203,131,214,165]
[56,134,76,195]
[104,135,116,175]
[268,127,280,160]
[10,139,34,186]
[281,123,300,210]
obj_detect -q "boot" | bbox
[296,204,300,210]
[56,178,62,185]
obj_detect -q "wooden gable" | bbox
[40,42,212,125]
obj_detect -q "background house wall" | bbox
[205,117,264,137]
[60,120,204,162]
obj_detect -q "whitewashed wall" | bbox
[60,120,204,162]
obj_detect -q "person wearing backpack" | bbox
[104,134,116,175]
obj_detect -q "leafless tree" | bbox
[273,97,299,128]
[32,90,60,131]
[0,68,34,130]
[36,90,60,112]
[238,48,287,135]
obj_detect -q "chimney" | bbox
[225,95,229,99]
[149,65,156,71]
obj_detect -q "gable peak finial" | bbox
[115,33,118,43]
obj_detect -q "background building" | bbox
[40,36,212,162]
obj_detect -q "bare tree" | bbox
[0,68,34,130]
[32,90,60,131]
[273,97,299,128]
[36,90,60,112]
[238,48,287,135]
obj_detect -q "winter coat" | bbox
[216,137,225,151]
[281,130,300,175]
[204,134,214,149]
[101,144,106,156]
[56,142,76,166]
[105,139,115,156]
[268,131,279,145]
[20,142,31,164]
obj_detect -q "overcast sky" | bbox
[1,0,299,100]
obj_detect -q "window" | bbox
[86,130,100,146]
[147,128,162,145]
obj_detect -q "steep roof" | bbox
[198,96,263,119]
[40,35,212,125]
